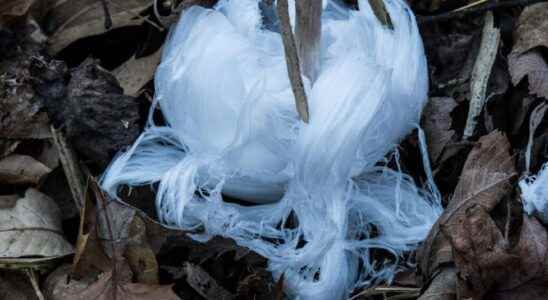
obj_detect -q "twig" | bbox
[349,286,420,300]
[368,0,393,28]
[25,269,46,300]
[525,102,548,174]
[276,0,310,123]
[463,12,500,139]
[51,126,86,211]
[99,0,113,29]
[89,178,119,300]
[183,262,236,300]
[416,267,457,300]
[418,0,548,24]
[504,197,511,244]
[295,0,322,83]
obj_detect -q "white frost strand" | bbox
[101,0,442,299]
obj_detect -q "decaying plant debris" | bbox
[1,0,548,299]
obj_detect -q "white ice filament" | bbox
[102,0,442,298]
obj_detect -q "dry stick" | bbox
[463,11,500,139]
[418,0,548,23]
[368,0,392,28]
[90,178,119,300]
[99,0,113,29]
[51,126,86,211]
[525,103,548,174]
[295,0,322,83]
[25,269,46,300]
[277,0,310,123]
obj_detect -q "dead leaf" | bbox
[82,271,179,300]
[509,50,548,100]
[0,188,73,262]
[0,139,20,158]
[125,215,159,284]
[183,262,235,300]
[484,216,548,299]
[418,131,516,297]
[442,204,517,298]
[36,140,60,170]
[511,3,548,55]
[0,79,50,139]
[70,175,134,278]
[0,28,56,140]
[46,263,178,300]
[236,269,278,300]
[95,194,135,259]
[45,0,152,54]
[0,270,39,300]
[508,3,548,99]
[113,47,162,96]
[421,97,458,164]
[0,154,51,185]
[416,267,456,300]
[0,0,35,21]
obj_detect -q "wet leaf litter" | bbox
[1,0,548,299]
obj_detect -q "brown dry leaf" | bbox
[484,216,548,299]
[46,263,178,300]
[236,269,278,300]
[508,3,548,99]
[416,267,456,300]
[418,131,516,298]
[0,154,51,185]
[509,50,548,100]
[0,139,20,158]
[0,270,39,300]
[37,140,60,170]
[0,188,73,262]
[96,195,135,259]
[45,0,152,54]
[113,47,162,96]
[0,0,35,21]
[80,271,179,300]
[0,81,51,139]
[0,28,53,140]
[421,97,458,165]
[125,215,159,284]
[71,176,134,277]
[183,262,236,300]
[511,3,548,54]
[442,204,517,298]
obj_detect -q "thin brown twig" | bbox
[276,0,310,123]
[504,197,511,245]
[418,0,548,24]
[89,178,119,300]
[25,269,46,300]
[99,0,113,29]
